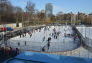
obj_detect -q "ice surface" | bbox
[7,26,80,52]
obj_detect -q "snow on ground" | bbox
[77,26,92,47]
[7,26,80,52]
[77,26,92,39]
[50,47,92,58]
[65,26,92,58]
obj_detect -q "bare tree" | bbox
[13,6,23,27]
[0,0,14,23]
[26,1,35,22]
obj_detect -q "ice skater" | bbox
[47,37,51,42]
[25,41,27,46]
[42,46,45,52]
[53,28,56,32]
[43,36,45,42]
[19,32,21,38]
[47,42,50,50]
[22,34,25,37]
[47,37,51,50]
[28,32,32,38]
[57,31,60,36]
[30,34,32,38]
[24,31,26,36]
[56,35,58,39]
[54,35,56,39]
[18,42,20,46]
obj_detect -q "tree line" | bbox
[0,0,92,25]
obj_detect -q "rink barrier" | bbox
[82,37,92,52]
[73,25,92,52]
[26,47,81,53]
[7,44,80,53]
[7,45,81,53]
[71,25,83,46]
[7,37,80,53]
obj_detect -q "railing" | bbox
[7,39,80,52]
[5,40,92,58]
[71,26,92,58]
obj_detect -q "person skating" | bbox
[55,35,58,39]
[30,34,32,38]
[15,48,19,55]
[18,42,20,46]
[47,42,50,50]
[42,46,45,52]
[25,41,27,46]
[47,37,51,50]
[47,37,51,42]
[22,34,25,37]
[54,35,56,39]
[24,30,26,36]
[19,32,21,38]
[43,36,45,42]
[57,31,60,36]
[28,32,32,38]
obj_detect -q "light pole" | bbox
[2,24,7,46]
[71,13,73,25]
[85,26,86,38]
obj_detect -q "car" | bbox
[0,28,3,32]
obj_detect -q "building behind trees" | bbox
[45,3,53,18]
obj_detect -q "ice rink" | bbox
[7,26,80,52]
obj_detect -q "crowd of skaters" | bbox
[41,26,62,51]
[13,26,79,52]
[18,29,32,38]
[18,26,78,51]
[18,27,43,38]
[41,26,79,52]
[16,26,55,51]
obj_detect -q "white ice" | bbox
[7,26,80,52]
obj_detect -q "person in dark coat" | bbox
[9,47,12,57]
[28,32,32,38]
[16,48,19,55]
[25,41,27,46]
[42,46,45,52]
[18,42,20,46]
[47,42,50,50]
[43,36,45,42]
[47,37,51,50]
[47,37,51,42]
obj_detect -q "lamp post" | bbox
[85,26,86,38]
[71,13,73,25]
[2,24,7,46]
